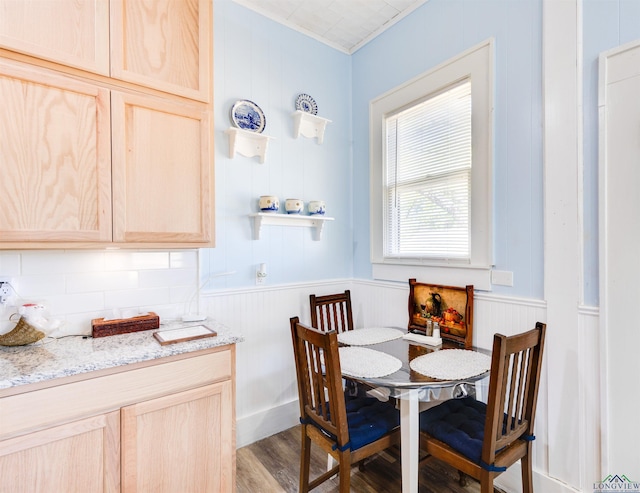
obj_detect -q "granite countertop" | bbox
[0,318,243,391]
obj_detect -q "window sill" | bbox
[372,263,492,291]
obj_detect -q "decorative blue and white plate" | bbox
[230,100,266,133]
[295,93,318,115]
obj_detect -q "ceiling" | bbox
[232,0,428,54]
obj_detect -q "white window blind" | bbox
[384,79,472,260]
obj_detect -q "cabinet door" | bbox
[0,0,110,75]
[0,411,120,493]
[111,91,212,245]
[121,382,234,493]
[0,58,112,244]
[110,0,211,102]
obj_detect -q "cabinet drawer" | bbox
[0,349,231,440]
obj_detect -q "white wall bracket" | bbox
[225,127,273,163]
[292,111,331,144]
[250,213,334,241]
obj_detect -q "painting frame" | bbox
[408,278,474,349]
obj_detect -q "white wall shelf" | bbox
[225,127,273,163]
[292,111,332,144]
[250,213,334,241]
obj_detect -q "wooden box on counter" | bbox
[91,312,160,338]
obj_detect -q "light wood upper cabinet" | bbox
[111,91,212,245]
[0,0,110,75]
[111,0,212,102]
[0,0,211,101]
[0,0,213,248]
[0,58,112,243]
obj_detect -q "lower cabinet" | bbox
[121,381,233,492]
[0,411,120,493]
[0,346,235,493]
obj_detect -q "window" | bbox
[370,39,494,289]
[386,80,471,259]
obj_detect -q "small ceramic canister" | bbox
[259,195,279,212]
[285,198,303,214]
[307,200,326,215]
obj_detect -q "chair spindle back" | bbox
[309,290,354,334]
[290,316,349,447]
[482,322,546,465]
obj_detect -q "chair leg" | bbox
[479,470,494,493]
[338,452,352,493]
[300,427,312,493]
[521,444,534,493]
[458,470,468,486]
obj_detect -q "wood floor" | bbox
[236,425,485,493]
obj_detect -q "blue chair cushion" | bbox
[344,396,400,451]
[419,397,487,464]
[311,395,399,452]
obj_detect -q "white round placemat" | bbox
[410,349,491,380]
[338,347,402,378]
[337,327,404,346]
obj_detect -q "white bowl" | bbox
[308,200,326,215]
[285,198,303,214]
[259,195,279,212]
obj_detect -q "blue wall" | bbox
[207,0,640,305]
[204,0,353,290]
[351,0,544,299]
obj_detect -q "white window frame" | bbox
[369,39,494,290]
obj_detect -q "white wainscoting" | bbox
[201,279,353,447]
[203,280,601,493]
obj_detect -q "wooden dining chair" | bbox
[309,290,354,333]
[419,322,547,493]
[289,316,401,492]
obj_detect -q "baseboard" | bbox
[236,399,300,449]
[496,462,580,493]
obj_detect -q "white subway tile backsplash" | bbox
[0,252,21,276]
[21,251,106,275]
[14,276,66,298]
[20,252,68,275]
[105,251,170,271]
[140,303,184,321]
[58,313,95,336]
[67,271,139,293]
[45,292,106,316]
[0,251,199,327]
[169,285,195,305]
[170,250,198,269]
[138,268,196,288]
[105,287,171,309]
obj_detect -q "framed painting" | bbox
[408,278,474,349]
